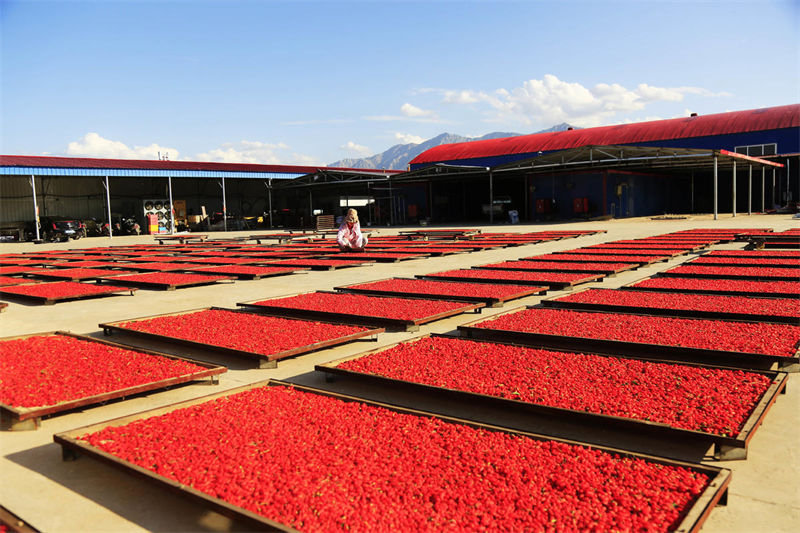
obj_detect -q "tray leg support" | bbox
[258,359,278,369]
[62,445,81,462]
[715,444,747,461]
[1,416,40,431]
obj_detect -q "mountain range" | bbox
[328,123,576,170]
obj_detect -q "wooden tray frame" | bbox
[540,287,800,325]
[659,269,800,281]
[335,277,547,308]
[180,266,309,280]
[333,252,431,263]
[97,273,234,291]
[521,254,662,265]
[238,290,484,331]
[0,331,225,431]
[624,277,800,299]
[23,268,138,281]
[53,379,732,533]
[418,270,604,289]
[262,259,375,270]
[457,306,800,373]
[0,283,136,305]
[99,307,384,369]
[472,261,637,275]
[316,333,788,460]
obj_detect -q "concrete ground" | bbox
[0,213,798,532]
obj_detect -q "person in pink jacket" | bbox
[337,208,368,251]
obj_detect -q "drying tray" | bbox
[0,331,225,431]
[317,333,788,461]
[99,307,384,369]
[238,290,483,332]
[457,307,800,373]
[540,287,800,325]
[53,380,731,533]
[335,277,547,308]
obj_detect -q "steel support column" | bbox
[761,167,765,213]
[732,160,737,217]
[713,156,718,220]
[267,179,273,229]
[104,176,113,238]
[772,168,776,206]
[690,170,694,213]
[488,168,494,224]
[747,165,752,216]
[221,177,227,232]
[388,178,394,225]
[30,175,40,241]
[168,176,175,234]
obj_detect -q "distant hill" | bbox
[329,124,576,170]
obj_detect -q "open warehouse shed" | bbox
[406,104,799,222]
[0,156,397,239]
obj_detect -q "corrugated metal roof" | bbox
[0,166,304,179]
[410,104,800,166]
[0,155,403,178]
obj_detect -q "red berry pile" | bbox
[189,265,300,276]
[665,265,800,279]
[426,269,598,283]
[481,260,636,272]
[0,276,37,287]
[117,309,371,355]
[691,256,799,266]
[345,279,541,299]
[116,262,196,271]
[0,335,206,408]
[0,281,129,299]
[525,253,664,263]
[255,292,468,320]
[632,277,800,296]
[110,272,229,286]
[557,289,800,318]
[338,336,771,436]
[79,386,710,532]
[31,268,134,279]
[474,308,800,357]
[267,259,370,267]
[707,250,800,258]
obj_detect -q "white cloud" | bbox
[340,141,371,156]
[64,133,323,165]
[400,102,437,119]
[437,74,730,128]
[196,140,321,165]
[394,132,425,144]
[66,132,180,160]
[442,90,485,104]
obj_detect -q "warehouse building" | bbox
[0,156,399,239]
[401,104,798,222]
[1,104,798,238]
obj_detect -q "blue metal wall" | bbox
[411,127,800,170]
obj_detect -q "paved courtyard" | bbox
[1,214,798,532]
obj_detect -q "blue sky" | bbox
[2,0,798,165]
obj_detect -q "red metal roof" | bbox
[411,104,800,165]
[0,154,401,174]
